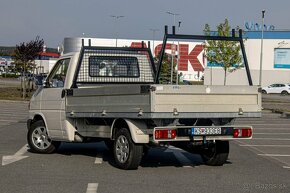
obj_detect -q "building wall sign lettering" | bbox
[245,21,275,31]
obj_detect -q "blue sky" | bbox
[0,0,289,47]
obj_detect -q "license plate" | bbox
[191,127,222,136]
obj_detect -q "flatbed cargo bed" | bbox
[66,84,261,119]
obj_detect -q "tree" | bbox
[154,53,178,84]
[203,19,243,85]
[12,36,44,98]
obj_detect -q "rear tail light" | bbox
[233,128,252,138]
[155,129,177,140]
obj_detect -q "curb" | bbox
[263,108,290,119]
[282,112,290,119]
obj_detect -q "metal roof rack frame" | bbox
[155,25,253,86]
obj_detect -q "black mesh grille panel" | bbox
[76,48,155,84]
[89,56,140,78]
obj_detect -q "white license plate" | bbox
[191,127,222,136]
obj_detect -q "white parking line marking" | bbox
[0,113,27,116]
[258,154,290,157]
[0,120,18,122]
[86,183,98,193]
[251,123,290,126]
[165,146,193,167]
[240,145,290,147]
[14,144,29,155]
[283,166,290,169]
[252,138,290,141]
[253,128,290,130]
[236,140,290,167]
[2,144,29,166]
[94,155,103,164]
[254,133,290,135]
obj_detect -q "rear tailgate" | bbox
[150,85,261,118]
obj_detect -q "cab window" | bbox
[48,59,70,88]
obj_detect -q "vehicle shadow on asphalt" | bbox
[140,148,203,168]
[56,142,106,158]
[47,142,232,168]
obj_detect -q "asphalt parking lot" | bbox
[0,78,19,88]
[0,100,290,193]
[262,94,290,112]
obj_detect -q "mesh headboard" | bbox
[75,47,155,85]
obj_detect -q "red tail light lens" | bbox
[233,128,252,138]
[233,129,240,138]
[155,129,177,140]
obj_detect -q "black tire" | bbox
[200,141,229,166]
[281,91,289,96]
[262,90,267,94]
[113,128,143,170]
[27,120,61,154]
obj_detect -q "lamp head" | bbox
[262,10,266,18]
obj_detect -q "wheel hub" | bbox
[116,135,130,163]
[32,126,51,150]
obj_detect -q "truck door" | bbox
[40,58,70,140]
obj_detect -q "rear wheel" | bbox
[200,141,229,166]
[262,90,267,94]
[27,120,61,154]
[281,90,289,96]
[113,128,143,170]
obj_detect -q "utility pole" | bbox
[166,11,180,84]
[149,29,159,54]
[110,15,125,47]
[259,10,265,86]
[176,21,181,85]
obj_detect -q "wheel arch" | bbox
[29,113,50,136]
[33,114,45,123]
[111,118,149,144]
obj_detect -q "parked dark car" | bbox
[18,73,34,81]
[34,74,47,86]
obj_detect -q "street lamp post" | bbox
[149,29,159,54]
[166,11,179,28]
[110,15,125,47]
[259,10,265,86]
[176,21,181,85]
[166,11,180,84]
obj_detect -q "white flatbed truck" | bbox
[27,27,261,169]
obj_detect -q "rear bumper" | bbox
[153,126,253,142]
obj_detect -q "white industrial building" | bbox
[34,58,58,74]
[62,31,290,86]
[205,31,290,86]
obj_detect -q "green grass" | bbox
[0,74,19,78]
[0,87,33,101]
